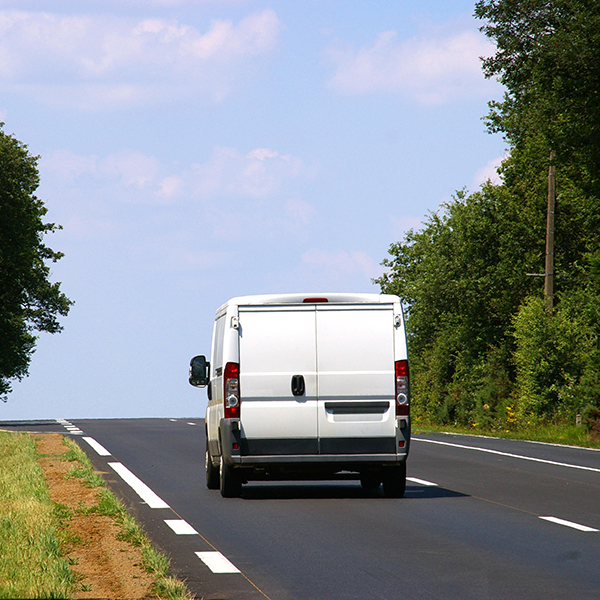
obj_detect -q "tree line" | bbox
[376,0,600,431]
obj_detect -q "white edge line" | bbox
[527,439,600,452]
[108,462,170,509]
[539,516,599,532]
[413,437,600,473]
[407,476,438,487]
[82,436,112,457]
[164,519,199,535]
[428,430,600,452]
[195,551,240,573]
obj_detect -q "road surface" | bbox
[3,417,600,599]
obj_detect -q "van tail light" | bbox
[395,360,410,416]
[224,362,240,419]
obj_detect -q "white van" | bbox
[189,293,410,498]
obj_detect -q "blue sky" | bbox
[2,0,505,420]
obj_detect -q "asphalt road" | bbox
[3,417,600,599]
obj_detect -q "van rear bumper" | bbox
[220,418,409,468]
[233,453,405,465]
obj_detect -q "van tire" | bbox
[220,457,242,498]
[206,449,220,490]
[382,462,406,498]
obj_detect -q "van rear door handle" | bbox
[291,374,305,396]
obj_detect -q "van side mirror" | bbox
[189,355,210,387]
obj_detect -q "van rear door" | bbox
[316,304,396,454]
[238,305,318,455]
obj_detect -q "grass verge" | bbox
[60,436,193,600]
[0,430,74,599]
[0,430,193,599]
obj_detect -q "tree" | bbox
[0,124,73,402]
[475,0,600,197]
[377,0,600,427]
[375,185,540,424]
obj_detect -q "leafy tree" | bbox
[376,184,540,424]
[377,0,600,427]
[0,124,73,402]
[475,0,600,197]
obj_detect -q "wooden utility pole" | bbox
[545,152,556,312]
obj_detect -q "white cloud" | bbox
[391,215,424,239]
[1,1,236,8]
[286,199,315,225]
[472,154,505,188]
[41,145,317,269]
[327,26,497,104]
[192,146,307,200]
[43,149,99,182]
[302,249,378,279]
[0,9,282,109]
[104,151,160,187]
[158,175,185,199]
[44,149,160,189]
[60,214,124,238]
[43,145,311,213]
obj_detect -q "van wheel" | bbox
[382,462,406,498]
[206,449,220,490]
[360,473,381,491]
[220,457,242,498]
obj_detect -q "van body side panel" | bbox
[207,315,225,459]
[316,305,396,453]
[238,306,318,450]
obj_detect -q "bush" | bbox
[581,404,600,437]
[512,295,595,422]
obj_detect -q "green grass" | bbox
[0,431,193,600]
[0,431,75,599]
[413,419,600,448]
[62,437,193,600]
[87,488,190,599]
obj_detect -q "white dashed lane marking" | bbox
[407,477,438,486]
[108,462,170,509]
[82,436,112,456]
[165,519,199,535]
[54,421,245,581]
[539,516,599,532]
[196,552,240,574]
[413,440,600,533]
[55,419,84,435]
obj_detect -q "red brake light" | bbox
[224,362,240,419]
[303,297,328,303]
[224,362,239,379]
[396,360,409,378]
[395,360,410,416]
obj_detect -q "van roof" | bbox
[217,293,400,313]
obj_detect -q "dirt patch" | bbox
[36,434,155,599]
